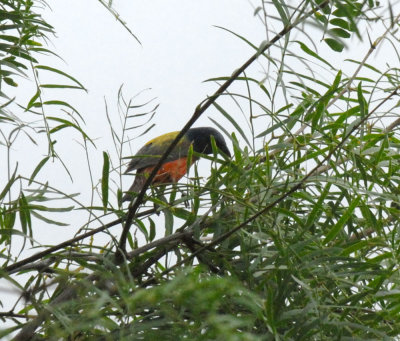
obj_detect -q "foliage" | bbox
[1,0,400,340]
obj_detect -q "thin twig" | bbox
[98,0,142,45]
[0,311,35,319]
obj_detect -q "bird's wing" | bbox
[125,131,193,173]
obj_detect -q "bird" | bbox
[122,127,231,202]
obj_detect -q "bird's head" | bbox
[186,127,231,157]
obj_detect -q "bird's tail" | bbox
[122,174,146,202]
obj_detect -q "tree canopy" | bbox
[1,0,400,340]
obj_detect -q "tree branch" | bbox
[117,0,332,257]
[2,208,155,274]
[142,86,400,286]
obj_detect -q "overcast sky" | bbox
[2,0,399,322]
[4,1,263,240]
[2,0,397,257]
[2,0,398,257]
[40,0,264,193]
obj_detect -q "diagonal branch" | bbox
[2,208,155,274]
[11,199,223,339]
[117,0,331,257]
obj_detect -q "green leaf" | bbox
[172,207,192,221]
[305,182,332,229]
[18,193,32,241]
[213,102,251,148]
[214,26,258,52]
[324,38,344,52]
[0,228,32,240]
[329,18,349,29]
[296,41,334,69]
[39,84,84,90]
[101,152,110,212]
[47,116,93,144]
[315,0,331,14]
[29,156,50,185]
[213,26,272,63]
[329,28,351,39]
[43,100,85,122]
[135,218,149,241]
[331,69,342,90]
[26,88,41,110]
[0,166,17,201]
[324,196,361,244]
[30,211,69,226]
[357,82,368,118]
[164,208,174,236]
[271,0,289,25]
[27,205,74,212]
[187,144,194,174]
[345,59,381,74]
[231,133,242,164]
[315,12,328,24]
[149,217,156,242]
[256,117,289,138]
[3,77,17,87]
[342,240,371,256]
[3,208,16,231]
[35,65,86,91]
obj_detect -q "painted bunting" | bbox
[123,127,230,202]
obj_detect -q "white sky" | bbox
[2,0,398,262]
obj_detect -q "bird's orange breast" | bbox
[142,157,193,185]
